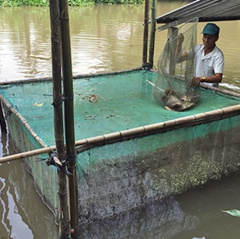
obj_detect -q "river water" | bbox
[1,2,240,239]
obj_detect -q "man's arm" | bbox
[194,73,223,84]
[194,54,224,84]
[175,34,188,62]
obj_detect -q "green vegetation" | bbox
[0,0,144,6]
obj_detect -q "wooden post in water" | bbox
[142,0,149,67]
[0,101,7,132]
[59,0,78,237]
[49,0,70,238]
[148,0,156,68]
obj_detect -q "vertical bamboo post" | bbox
[142,0,149,67]
[0,101,7,133]
[59,0,78,237]
[148,0,156,68]
[49,0,70,238]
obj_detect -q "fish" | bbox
[162,89,195,111]
[146,80,197,111]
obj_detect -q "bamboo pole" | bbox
[1,104,240,164]
[0,146,56,163]
[0,100,7,132]
[148,0,156,68]
[142,0,149,67]
[59,0,78,237]
[49,0,70,238]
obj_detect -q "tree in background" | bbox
[0,0,144,6]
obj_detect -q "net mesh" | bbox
[154,19,200,111]
[2,69,240,226]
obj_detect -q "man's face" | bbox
[202,34,219,48]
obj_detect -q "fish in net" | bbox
[153,19,200,111]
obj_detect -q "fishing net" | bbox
[154,19,200,111]
[2,69,240,228]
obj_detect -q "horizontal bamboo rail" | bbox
[1,104,240,164]
[0,146,57,163]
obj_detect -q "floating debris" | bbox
[81,94,98,103]
[34,102,44,107]
[30,55,52,60]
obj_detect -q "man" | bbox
[177,23,224,87]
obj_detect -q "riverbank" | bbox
[0,0,145,7]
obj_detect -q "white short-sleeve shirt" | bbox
[194,44,224,87]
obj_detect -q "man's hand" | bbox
[177,33,184,45]
[175,33,186,62]
[192,77,205,85]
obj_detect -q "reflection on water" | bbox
[76,173,240,239]
[78,197,199,239]
[171,174,240,239]
[1,2,240,239]
[0,132,58,239]
[0,5,146,80]
[2,135,240,239]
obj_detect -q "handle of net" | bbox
[146,80,164,93]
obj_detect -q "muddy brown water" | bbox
[1,2,240,238]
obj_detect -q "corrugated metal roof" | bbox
[156,0,240,31]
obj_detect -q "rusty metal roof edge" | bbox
[156,0,240,29]
[156,0,202,22]
[157,15,240,32]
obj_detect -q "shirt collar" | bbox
[201,45,217,59]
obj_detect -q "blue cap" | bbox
[202,23,220,36]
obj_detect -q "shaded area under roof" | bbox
[156,0,240,31]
